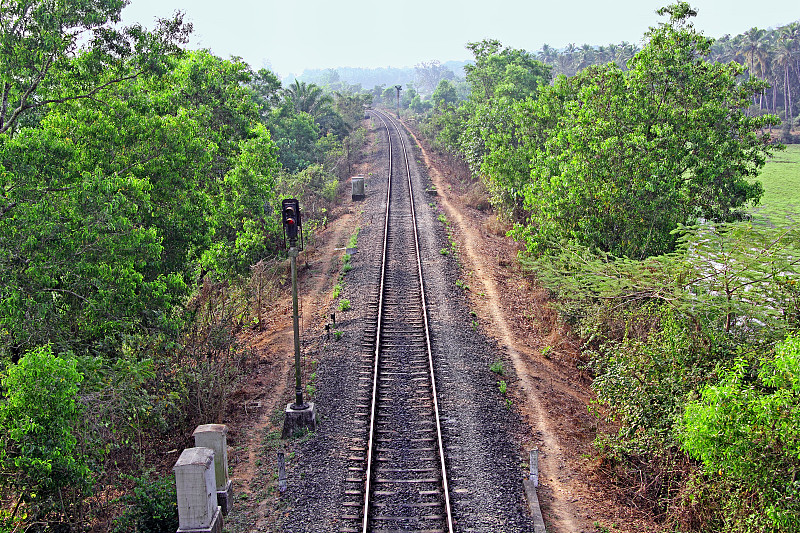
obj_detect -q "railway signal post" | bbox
[394,85,402,116]
[280,198,317,439]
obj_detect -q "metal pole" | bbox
[290,245,305,409]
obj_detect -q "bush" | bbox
[0,345,88,522]
[681,334,800,531]
[112,472,178,533]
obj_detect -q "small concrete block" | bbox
[523,479,546,533]
[351,176,365,200]
[217,480,233,516]
[174,448,217,531]
[281,402,317,438]
[193,424,230,492]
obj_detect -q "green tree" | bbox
[0,0,190,134]
[248,67,283,117]
[493,2,777,258]
[0,49,283,360]
[682,334,800,531]
[431,79,457,112]
[414,60,455,95]
[435,39,551,189]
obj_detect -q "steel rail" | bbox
[361,108,392,533]
[361,109,454,533]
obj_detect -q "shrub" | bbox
[680,334,800,531]
[0,345,88,521]
[112,472,178,533]
[489,360,505,375]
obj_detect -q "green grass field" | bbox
[751,144,800,226]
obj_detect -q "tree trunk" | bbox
[0,82,7,131]
[789,65,795,130]
[773,80,778,114]
[786,65,791,128]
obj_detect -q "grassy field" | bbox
[750,144,800,226]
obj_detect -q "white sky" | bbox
[120,0,800,78]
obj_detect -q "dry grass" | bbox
[484,215,511,237]
[462,180,491,211]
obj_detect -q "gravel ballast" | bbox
[280,115,535,532]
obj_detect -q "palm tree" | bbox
[739,27,770,76]
[284,80,334,118]
[577,43,595,71]
[775,36,797,129]
[564,43,578,75]
[618,42,640,70]
[555,54,572,78]
[738,27,771,107]
[606,43,620,67]
[711,34,737,63]
[538,44,556,65]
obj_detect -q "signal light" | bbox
[281,198,302,245]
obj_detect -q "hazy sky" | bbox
[120,0,799,78]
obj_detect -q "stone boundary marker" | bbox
[174,447,223,533]
[193,424,233,515]
[174,424,233,533]
[523,448,547,533]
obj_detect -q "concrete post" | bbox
[174,447,223,533]
[193,424,233,515]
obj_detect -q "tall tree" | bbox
[0,0,190,134]
[485,2,778,258]
[414,60,455,95]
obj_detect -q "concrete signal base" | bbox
[282,402,317,439]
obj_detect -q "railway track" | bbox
[339,109,454,533]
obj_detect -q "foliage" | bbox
[489,359,505,375]
[0,345,87,523]
[434,39,551,183]
[414,61,457,95]
[431,79,458,112]
[533,18,800,138]
[0,0,191,135]
[0,49,284,361]
[494,3,778,258]
[681,334,800,531]
[112,472,178,533]
[0,5,369,529]
[524,219,800,526]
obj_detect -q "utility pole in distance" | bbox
[395,85,402,117]
[280,198,317,438]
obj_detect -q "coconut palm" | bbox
[577,43,595,71]
[538,43,557,65]
[284,80,334,118]
[739,27,770,77]
[775,36,797,127]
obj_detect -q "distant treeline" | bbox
[293,61,470,95]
